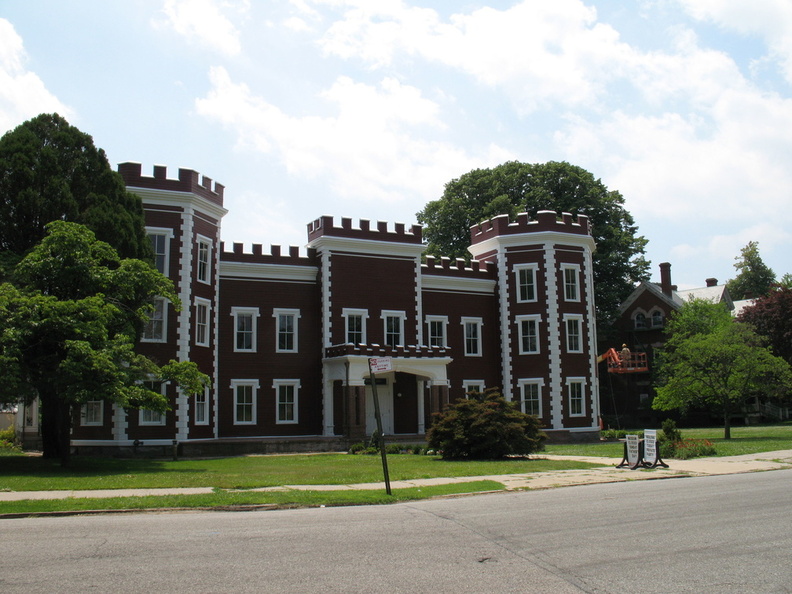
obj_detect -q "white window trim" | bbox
[515,314,541,355]
[195,388,209,426]
[566,377,587,417]
[146,226,174,276]
[231,306,260,353]
[563,313,584,354]
[274,379,300,424]
[274,308,301,353]
[141,297,168,344]
[518,379,544,417]
[514,263,539,303]
[561,263,581,302]
[461,317,483,357]
[231,379,259,425]
[342,308,369,345]
[196,234,213,285]
[81,400,104,426]
[194,297,212,347]
[462,380,485,397]
[382,310,407,348]
[425,315,449,348]
[139,382,167,426]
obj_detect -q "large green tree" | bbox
[653,299,792,439]
[0,222,208,463]
[0,113,150,266]
[738,287,792,365]
[726,241,776,300]
[417,161,649,326]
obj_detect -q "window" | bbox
[274,380,299,424]
[195,389,209,425]
[231,307,259,352]
[147,228,173,275]
[515,264,538,302]
[196,236,212,284]
[232,380,258,425]
[519,380,543,417]
[140,382,166,426]
[634,312,647,329]
[382,310,406,348]
[274,308,300,353]
[564,314,583,353]
[142,298,167,342]
[462,380,484,397]
[81,401,103,426]
[195,298,211,347]
[462,317,483,356]
[516,315,541,354]
[567,378,586,417]
[426,316,448,348]
[562,264,581,302]
[651,310,664,328]
[342,308,368,345]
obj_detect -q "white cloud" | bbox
[313,0,634,111]
[0,19,72,134]
[195,66,507,204]
[676,0,792,83]
[156,0,248,56]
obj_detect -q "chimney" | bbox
[706,278,718,287]
[659,262,673,297]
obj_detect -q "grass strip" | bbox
[0,480,505,516]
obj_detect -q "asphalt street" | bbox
[2,469,791,593]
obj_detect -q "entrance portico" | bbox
[322,349,451,438]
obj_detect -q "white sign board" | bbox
[369,357,393,373]
[644,430,657,465]
[626,434,641,466]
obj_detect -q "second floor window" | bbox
[565,315,583,353]
[142,298,166,342]
[515,264,538,302]
[517,315,540,354]
[462,317,483,356]
[195,299,211,347]
[342,309,367,345]
[232,307,259,352]
[562,265,580,302]
[197,237,212,284]
[383,311,405,348]
[274,309,300,353]
[426,316,448,348]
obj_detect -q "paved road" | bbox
[2,469,791,593]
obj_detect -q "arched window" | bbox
[634,313,647,329]
[651,310,664,328]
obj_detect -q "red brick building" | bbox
[71,163,601,453]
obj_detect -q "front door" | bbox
[366,378,393,435]
[393,372,418,434]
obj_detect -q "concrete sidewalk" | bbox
[2,450,791,503]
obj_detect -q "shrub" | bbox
[427,388,546,459]
[600,429,643,440]
[668,438,716,460]
[661,418,682,443]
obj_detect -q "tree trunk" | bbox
[40,389,72,465]
[723,411,732,440]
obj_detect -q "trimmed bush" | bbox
[427,388,546,459]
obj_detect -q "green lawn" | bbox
[0,453,601,492]
[544,423,792,457]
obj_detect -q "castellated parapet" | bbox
[220,242,317,266]
[307,215,423,244]
[470,210,591,245]
[422,255,496,279]
[118,162,224,206]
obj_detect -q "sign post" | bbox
[368,357,392,495]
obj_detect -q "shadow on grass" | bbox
[0,455,203,478]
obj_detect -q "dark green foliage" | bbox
[661,418,682,443]
[0,113,150,261]
[416,161,649,326]
[0,222,208,463]
[726,241,776,300]
[427,389,546,459]
[738,287,792,365]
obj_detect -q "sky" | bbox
[1,0,791,291]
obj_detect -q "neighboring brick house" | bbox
[602,262,734,427]
[71,163,601,453]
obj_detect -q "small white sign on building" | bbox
[369,357,393,374]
